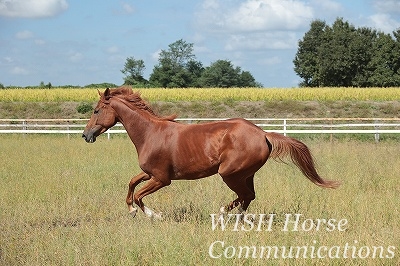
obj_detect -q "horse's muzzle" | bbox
[82,124,104,143]
[82,132,96,143]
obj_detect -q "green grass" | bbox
[0,135,399,265]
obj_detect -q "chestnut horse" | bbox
[82,87,340,219]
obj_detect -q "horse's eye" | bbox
[94,109,99,114]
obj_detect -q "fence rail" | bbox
[1,118,399,141]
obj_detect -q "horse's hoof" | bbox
[153,212,163,220]
[129,207,138,218]
[219,206,227,214]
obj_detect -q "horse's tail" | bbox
[265,132,340,189]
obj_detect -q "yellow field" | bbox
[0,87,399,102]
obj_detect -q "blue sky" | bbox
[1,0,400,87]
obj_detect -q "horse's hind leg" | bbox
[220,174,256,215]
[126,172,150,217]
[241,176,256,212]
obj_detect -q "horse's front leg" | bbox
[126,172,150,217]
[133,176,167,220]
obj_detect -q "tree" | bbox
[351,27,377,87]
[239,71,261,87]
[317,18,362,87]
[149,39,203,88]
[199,60,239,87]
[130,39,261,88]
[39,81,52,89]
[159,39,195,69]
[121,57,146,86]
[294,18,400,87]
[198,60,260,87]
[293,19,326,87]
[186,60,204,87]
[367,32,400,87]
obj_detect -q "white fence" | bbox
[1,118,399,141]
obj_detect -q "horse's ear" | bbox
[104,88,111,100]
[97,89,102,97]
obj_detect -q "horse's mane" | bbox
[108,86,177,121]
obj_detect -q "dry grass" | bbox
[0,135,399,265]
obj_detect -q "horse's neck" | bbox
[111,99,156,151]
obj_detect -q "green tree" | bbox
[121,57,146,86]
[199,60,239,87]
[351,27,377,87]
[317,18,360,87]
[367,32,400,87]
[84,83,118,88]
[293,19,326,87]
[294,18,400,87]
[186,60,204,87]
[199,60,261,87]
[239,71,261,87]
[149,39,202,88]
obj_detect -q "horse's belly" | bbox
[172,157,220,180]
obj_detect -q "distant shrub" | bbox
[76,102,93,114]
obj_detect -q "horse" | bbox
[82,86,340,219]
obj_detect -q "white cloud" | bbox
[107,46,119,54]
[68,52,83,62]
[0,0,68,18]
[369,13,400,33]
[4,57,13,63]
[372,0,400,14]
[113,2,135,16]
[258,56,282,66]
[194,0,312,52]
[122,2,134,14]
[15,30,33,39]
[151,49,161,62]
[225,31,298,51]
[196,0,313,33]
[229,0,313,31]
[311,0,342,13]
[34,39,46,45]
[11,66,29,75]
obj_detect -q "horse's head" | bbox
[82,88,118,143]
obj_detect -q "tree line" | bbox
[121,39,262,88]
[294,18,400,87]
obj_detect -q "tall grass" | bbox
[0,135,399,265]
[0,87,399,102]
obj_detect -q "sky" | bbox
[1,0,400,88]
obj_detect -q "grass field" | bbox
[0,134,399,265]
[0,87,399,102]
